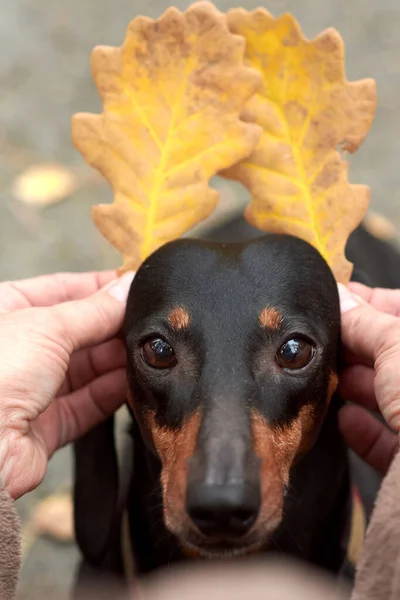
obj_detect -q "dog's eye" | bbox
[142,338,177,369]
[276,338,314,370]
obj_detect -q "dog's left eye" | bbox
[142,338,177,369]
[276,338,314,370]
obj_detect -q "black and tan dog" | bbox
[73,219,398,595]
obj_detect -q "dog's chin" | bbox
[180,538,266,560]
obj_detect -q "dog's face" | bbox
[123,234,340,558]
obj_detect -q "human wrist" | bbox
[0,437,13,498]
[0,430,42,500]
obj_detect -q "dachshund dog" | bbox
[73,219,399,596]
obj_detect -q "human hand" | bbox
[0,270,134,499]
[338,282,400,474]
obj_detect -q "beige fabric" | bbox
[0,483,21,600]
[141,560,350,600]
[351,450,400,600]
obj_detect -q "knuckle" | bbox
[86,297,112,331]
[377,321,400,358]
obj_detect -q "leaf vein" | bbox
[122,84,163,151]
[241,161,304,191]
[163,139,230,181]
[256,211,313,232]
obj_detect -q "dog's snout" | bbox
[186,482,260,538]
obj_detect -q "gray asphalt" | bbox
[1,0,400,598]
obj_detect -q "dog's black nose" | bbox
[186,483,260,538]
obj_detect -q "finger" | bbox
[339,365,378,411]
[41,368,128,454]
[338,283,400,362]
[339,405,398,474]
[49,271,135,353]
[0,271,117,313]
[348,282,400,317]
[57,338,127,396]
[341,347,373,368]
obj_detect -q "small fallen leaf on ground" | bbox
[72,1,261,273]
[30,493,74,542]
[363,210,397,240]
[224,9,377,283]
[348,488,366,567]
[12,164,77,206]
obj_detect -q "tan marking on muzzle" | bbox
[259,307,282,330]
[270,404,317,475]
[250,403,319,535]
[143,409,201,535]
[168,306,190,330]
[251,413,284,536]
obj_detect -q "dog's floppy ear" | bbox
[74,416,119,566]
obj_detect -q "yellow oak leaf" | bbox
[224,9,377,283]
[72,1,261,272]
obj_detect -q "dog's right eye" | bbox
[276,337,314,371]
[141,338,177,369]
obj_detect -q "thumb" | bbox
[49,271,135,352]
[338,283,400,362]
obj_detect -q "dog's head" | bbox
[123,234,340,558]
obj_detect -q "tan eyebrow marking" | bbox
[168,306,190,330]
[259,307,282,330]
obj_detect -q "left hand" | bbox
[0,270,134,499]
[338,282,400,474]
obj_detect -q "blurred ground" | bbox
[1,0,400,598]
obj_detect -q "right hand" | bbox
[0,270,133,499]
[338,282,400,474]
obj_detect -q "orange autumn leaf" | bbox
[31,493,74,542]
[72,2,261,272]
[224,9,377,283]
[347,488,366,567]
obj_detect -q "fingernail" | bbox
[106,271,135,302]
[337,283,360,313]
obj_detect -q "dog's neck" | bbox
[127,396,350,575]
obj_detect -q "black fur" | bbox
[73,220,399,595]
